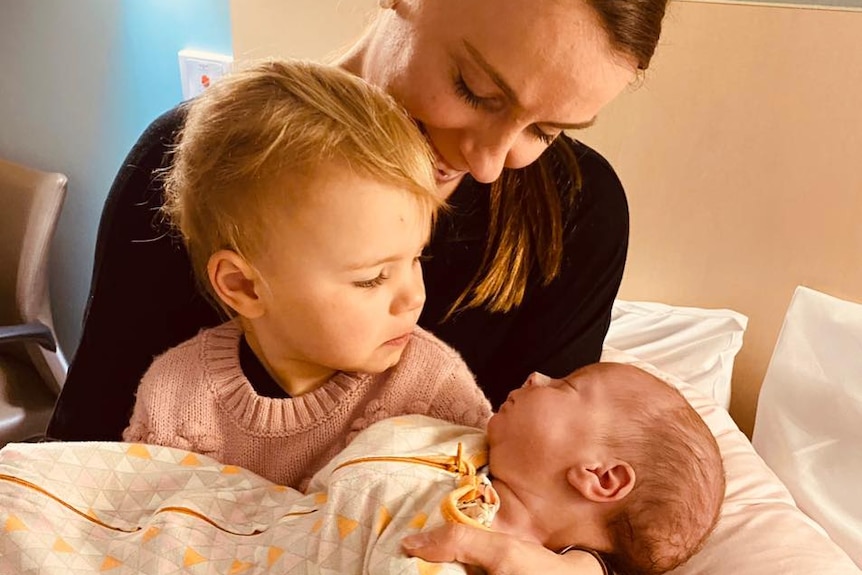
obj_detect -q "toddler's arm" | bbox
[121,368,158,443]
[121,356,199,452]
[426,359,493,429]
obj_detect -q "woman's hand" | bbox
[402,523,605,575]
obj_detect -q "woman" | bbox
[338,0,665,409]
[49,0,668,571]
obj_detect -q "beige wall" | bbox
[230,0,862,435]
[580,1,862,435]
[230,0,375,62]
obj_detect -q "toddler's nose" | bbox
[523,372,551,388]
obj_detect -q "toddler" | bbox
[122,60,492,489]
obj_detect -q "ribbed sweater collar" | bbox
[200,321,373,436]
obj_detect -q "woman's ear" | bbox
[207,250,266,319]
[567,460,635,502]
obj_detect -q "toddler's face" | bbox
[249,162,432,381]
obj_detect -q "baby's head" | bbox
[164,60,441,384]
[487,362,724,575]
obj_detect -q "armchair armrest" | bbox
[0,321,57,352]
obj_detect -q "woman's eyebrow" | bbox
[462,40,597,130]
[463,40,522,106]
[544,117,597,131]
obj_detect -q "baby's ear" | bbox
[207,250,265,319]
[567,460,635,503]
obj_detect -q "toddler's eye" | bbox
[353,272,389,289]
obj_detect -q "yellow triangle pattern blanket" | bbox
[0,415,490,575]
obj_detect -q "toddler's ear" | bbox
[207,250,265,319]
[567,460,635,503]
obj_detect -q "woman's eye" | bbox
[456,68,558,146]
[531,126,559,146]
[454,72,486,110]
[353,272,389,289]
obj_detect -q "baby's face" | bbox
[248,161,433,381]
[486,365,619,489]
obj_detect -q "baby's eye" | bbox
[353,272,389,289]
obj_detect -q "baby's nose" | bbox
[523,372,552,388]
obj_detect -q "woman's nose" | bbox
[464,147,507,183]
[461,126,520,184]
[523,372,552,388]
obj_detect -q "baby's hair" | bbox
[163,59,440,310]
[600,364,725,575]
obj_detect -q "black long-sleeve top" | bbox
[420,141,628,408]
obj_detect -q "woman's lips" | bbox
[431,148,467,183]
[435,164,465,183]
[417,123,468,183]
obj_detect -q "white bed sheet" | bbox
[605,299,747,409]
[602,345,860,574]
[753,286,862,567]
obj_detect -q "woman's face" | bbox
[357,0,638,196]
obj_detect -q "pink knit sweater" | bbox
[123,320,492,489]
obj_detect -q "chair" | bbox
[0,157,68,445]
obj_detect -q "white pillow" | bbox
[753,286,862,567]
[605,299,748,409]
[601,345,861,575]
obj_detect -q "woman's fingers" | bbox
[402,523,605,575]
[402,523,508,571]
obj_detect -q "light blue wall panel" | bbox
[0,0,233,362]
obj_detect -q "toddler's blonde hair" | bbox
[163,59,439,309]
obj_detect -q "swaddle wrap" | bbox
[0,415,488,575]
